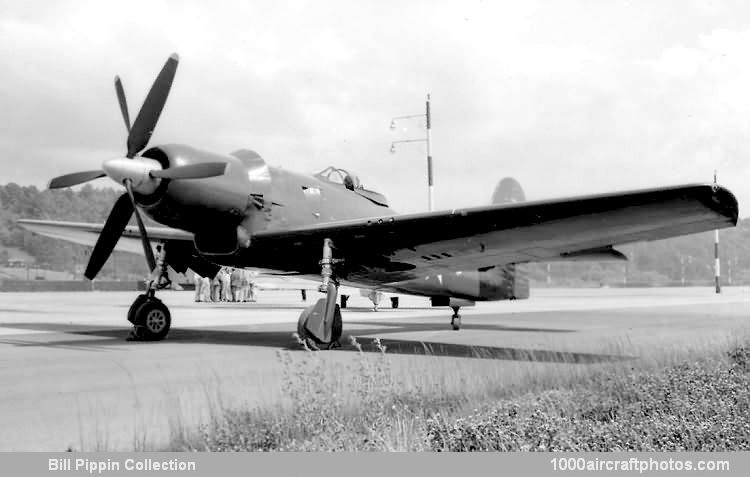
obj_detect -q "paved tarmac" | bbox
[1,287,749,451]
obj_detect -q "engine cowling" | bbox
[138,144,271,255]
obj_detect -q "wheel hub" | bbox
[145,309,167,333]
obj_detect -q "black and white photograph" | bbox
[1,0,749,467]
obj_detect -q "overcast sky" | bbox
[2,0,750,214]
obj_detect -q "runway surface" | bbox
[1,287,749,451]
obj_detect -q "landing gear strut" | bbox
[297,238,343,350]
[450,306,461,331]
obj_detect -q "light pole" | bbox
[390,93,433,211]
[680,256,685,286]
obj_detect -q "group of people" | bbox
[193,267,257,302]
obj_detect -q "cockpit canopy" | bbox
[314,165,389,207]
[315,166,361,191]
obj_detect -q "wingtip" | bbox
[707,183,739,226]
[169,52,179,62]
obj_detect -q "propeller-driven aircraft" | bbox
[19,54,739,348]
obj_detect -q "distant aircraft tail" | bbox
[491,177,525,204]
[481,177,529,300]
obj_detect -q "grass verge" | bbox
[169,335,750,451]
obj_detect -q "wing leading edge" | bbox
[240,183,738,283]
[16,220,193,256]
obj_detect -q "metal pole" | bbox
[714,170,721,293]
[680,256,685,286]
[426,93,433,211]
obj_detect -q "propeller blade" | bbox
[149,162,227,180]
[127,53,179,158]
[114,76,131,132]
[48,170,106,189]
[84,193,133,279]
[124,179,156,272]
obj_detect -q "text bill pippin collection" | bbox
[49,458,196,473]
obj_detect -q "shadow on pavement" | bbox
[0,320,628,364]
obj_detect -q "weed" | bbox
[425,354,750,451]
[173,334,750,452]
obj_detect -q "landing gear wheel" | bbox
[127,293,151,325]
[390,297,399,309]
[451,315,461,330]
[340,295,349,309]
[451,306,461,331]
[296,299,343,350]
[132,297,171,341]
[297,308,320,350]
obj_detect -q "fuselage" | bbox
[134,144,527,302]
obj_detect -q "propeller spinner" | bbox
[47,53,227,280]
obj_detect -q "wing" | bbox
[16,220,193,256]
[240,183,738,285]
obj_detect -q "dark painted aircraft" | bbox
[18,54,739,348]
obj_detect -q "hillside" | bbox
[0,183,145,280]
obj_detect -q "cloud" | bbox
[2,0,750,214]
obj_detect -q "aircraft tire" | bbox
[127,294,151,325]
[451,315,461,331]
[296,304,342,350]
[297,306,317,350]
[133,297,171,341]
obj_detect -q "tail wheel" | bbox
[134,298,171,341]
[451,306,461,330]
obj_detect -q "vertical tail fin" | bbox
[491,177,525,204]
[483,177,529,299]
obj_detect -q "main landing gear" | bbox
[126,244,172,341]
[297,238,343,350]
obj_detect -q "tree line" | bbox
[0,183,144,279]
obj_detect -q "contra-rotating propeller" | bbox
[47,53,227,280]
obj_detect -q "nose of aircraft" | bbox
[102,157,163,195]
